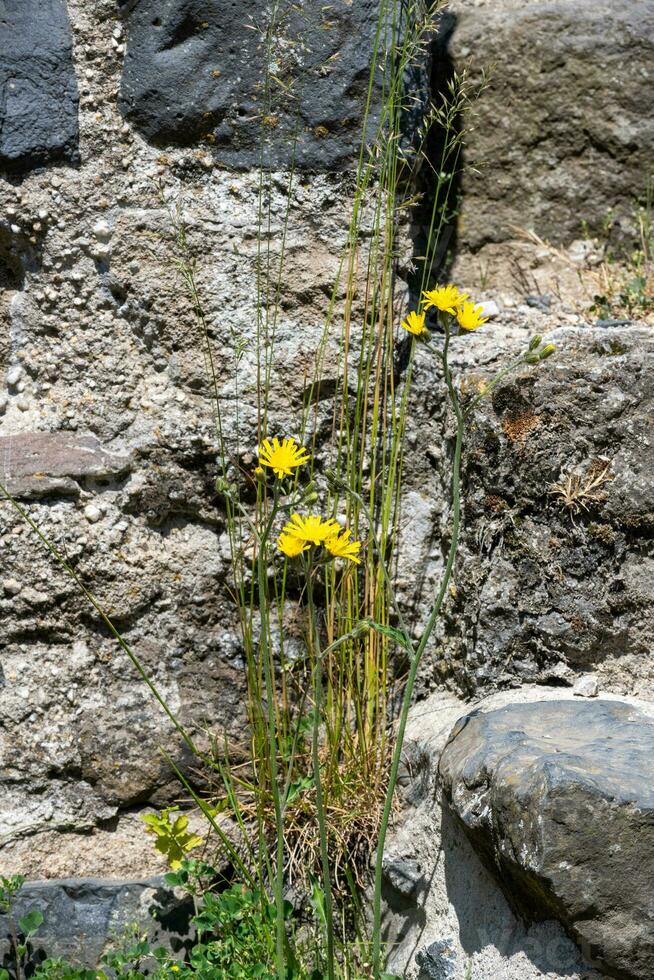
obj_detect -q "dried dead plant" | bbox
[549,459,613,518]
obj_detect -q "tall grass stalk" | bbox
[371,323,464,976]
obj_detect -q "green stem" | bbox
[306,560,335,980]
[162,750,256,888]
[463,354,527,417]
[256,487,286,980]
[10,909,23,980]
[371,323,464,976]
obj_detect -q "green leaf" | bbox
[18,908,44,936]
[310,877,327,931]
[367,620,413,651]
[171,814,189,835]
[285,774,313,805]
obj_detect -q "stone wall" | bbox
[1,0,653,974]
[0,0,387,881]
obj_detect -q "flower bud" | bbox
[528,334,542,351]
[304,490,319,505]
[523,352,540,365]
[539,343,556,360]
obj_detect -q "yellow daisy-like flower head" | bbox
[282,513,340,546]
[400,310,428,337]
[277,531,309,558]
[456,301,489,332]
[325,528,361,564]
[257,437,310,479]
[421,284,469,314]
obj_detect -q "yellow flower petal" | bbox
[277,532,309,558]
[421,284,468,314]
[400,310,428,337]
[456,301,489,332]
[258,437,310,479]
[324,528,361,564]
[282,513,340,546]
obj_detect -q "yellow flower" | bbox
[421,284,468,314]
[282,513,339,546]
[277,532,309,558]
[257,437,310,479]
[325,528,361,564]
[456,301,489,332]
[400,310,428,337]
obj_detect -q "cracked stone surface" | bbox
[382,686,610,980]
[0,877,193,968]
[445,0,654,248]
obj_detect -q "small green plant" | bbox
[12,863,378,980]
[1,875,44,980]
[31,962,99,980]
[140,808,204,871]
[590,180,654,320]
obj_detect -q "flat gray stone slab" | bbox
[439,699,654,980]
[0,432,131,499]
[0,0,79,173]
[119,0,383,169]
[0,877,192,967]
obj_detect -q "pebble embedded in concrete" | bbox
[83,504,102,524]
[6,366,23,387]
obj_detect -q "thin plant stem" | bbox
[371,322,465,977]
[256,485,286,980]
[463,354,528,416]
[161,749,257,890]
[306,557,336,980]
[10,910,23,980]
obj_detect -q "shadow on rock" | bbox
[440,804,597,979]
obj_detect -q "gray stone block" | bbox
[0,877,193,969]
[0,432,132,499]
[439,699,654,979]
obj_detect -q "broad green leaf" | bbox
[18,908,44,936]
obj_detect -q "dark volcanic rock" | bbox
[119,0,383,168]
[0,877,193,968]
[439,699,654,979]
[436,325,654,694]
[415,938,458,979]
[0,0,79,173]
